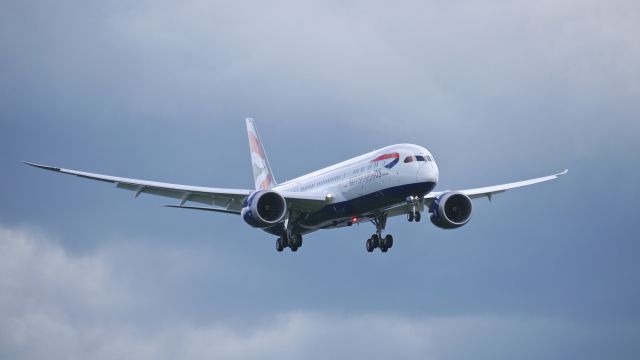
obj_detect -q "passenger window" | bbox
[404,156,415,163]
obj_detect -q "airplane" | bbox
[25,118,567,253]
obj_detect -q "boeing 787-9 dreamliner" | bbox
[25,118,567,253]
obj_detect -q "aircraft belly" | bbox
[299,181,436,230]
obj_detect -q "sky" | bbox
[1,0,639,359]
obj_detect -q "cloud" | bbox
[1,224,634,360]
[3,0,637,176]
[0,225,127,359]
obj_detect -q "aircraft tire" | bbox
[371,234,380,248]
[385,234,394,248]
[294,234,303,247]
[366,238,374,252]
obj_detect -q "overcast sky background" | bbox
[1,0,639,359]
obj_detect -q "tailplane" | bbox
[245,118,277,190]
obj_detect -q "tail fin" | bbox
[245,118,277,190]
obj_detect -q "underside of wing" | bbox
[24,162,252,212]
[24,161,334,215]
[279,191,333,212]
[426,169,568,202]
[382,169,568,220]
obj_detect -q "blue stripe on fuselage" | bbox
[262,181,436,236]
[384,158,399,169]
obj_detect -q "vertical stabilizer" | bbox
[245,118,277,190]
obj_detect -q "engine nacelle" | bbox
[429,191,473,229]
[241,190,287,228]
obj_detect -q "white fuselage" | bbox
[272,144,439,232]
[277,144,439,200]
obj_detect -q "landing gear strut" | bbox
[276,233,303,252]
[406,195,422,222]
[277,211,303,253]
[366,214,394,253]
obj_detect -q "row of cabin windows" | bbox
[300,174,341,191]
[404,155,433,163]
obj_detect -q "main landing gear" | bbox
[366,213,394,253]
[276,233,303,252]
[366,233,393,253]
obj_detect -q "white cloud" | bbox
[0,225,128,359]
[0,224,614,360]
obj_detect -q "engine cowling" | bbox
[241,190,287,228]
[429,191,473,229]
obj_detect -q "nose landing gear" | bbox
[406,195,422,222]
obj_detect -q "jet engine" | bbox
[429,191,473,229]
[241,190,287,228]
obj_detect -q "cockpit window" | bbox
[406,154,434,163]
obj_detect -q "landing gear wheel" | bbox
[415,212,421,222]
[385,234,394,249]
[371,234,380,248]
[408,212,414,222]
[366,238,374,252]
[369,213,389,253]
[276,238,284,252]
[290,245,298,252]
[294,234,303,247]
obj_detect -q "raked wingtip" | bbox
[23,161,61,172]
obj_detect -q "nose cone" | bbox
[417,162,439,184]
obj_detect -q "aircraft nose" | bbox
[417,162,438,184]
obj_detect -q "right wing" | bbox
[24,162,251,212]
[24,162,332,214]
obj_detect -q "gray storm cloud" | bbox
[0,225,628,360]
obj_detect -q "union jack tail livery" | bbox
[246,117,277,190]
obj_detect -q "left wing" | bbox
[24,162,331,213]
[426,169,568,202]
[385,169,568,218]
